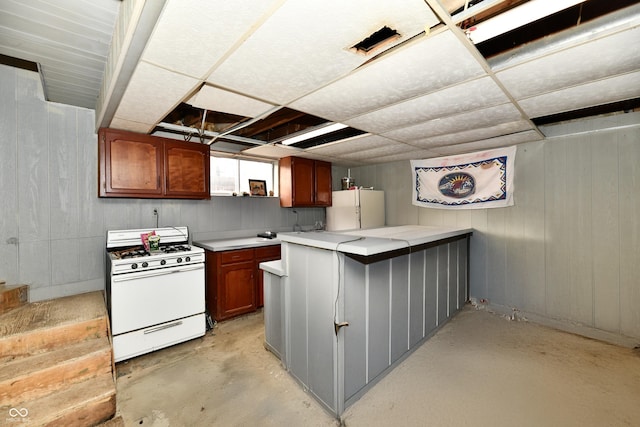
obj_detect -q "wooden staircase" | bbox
[0,286,120,426]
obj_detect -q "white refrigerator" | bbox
[326,189,385,231]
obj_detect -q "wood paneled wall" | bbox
[345,119,640,343]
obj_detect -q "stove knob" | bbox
[177,257,183,263]
[142,262,149,268]
[131,263,138,270]
[160,260,167,266]
[185,256,191,262]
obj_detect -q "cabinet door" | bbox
[99,129,163,197]
[279,156,332,207]
[218,260,256,320]
[314,160,332,206]
[164,141,210,199]
[292,157,315,206]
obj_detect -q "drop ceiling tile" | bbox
[306,134,392,156]
[109,118,155,134]
[433,130,541,156]
[141,0,281,79]
[344,76,509,134]
[113,62,199,129]
[495,26,640,100]
[187,85,276,118]
[339,141,417,160]
[208,0,439,105]
[290,30,487,122]
[295,151,343,164]
[383,103,523,142]
[415,120,534,148]
[365,149,441,163]
[518,71,640,118]
[539,110,640,138]
[241,144,303,159]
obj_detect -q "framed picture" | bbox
[249,179,267,196]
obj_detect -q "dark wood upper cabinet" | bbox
[279,156,332,207]
[164,141,209,198]
[99,128,210,199]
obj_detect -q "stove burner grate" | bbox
[161,244,191,253]
[110,244,194,259]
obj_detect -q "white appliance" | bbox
[326,189,385,231]
[105,226,206,362]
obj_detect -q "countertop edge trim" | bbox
[343,233,472,265]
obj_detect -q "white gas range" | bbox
[105,226,206,362]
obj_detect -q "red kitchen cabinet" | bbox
[205,244,281,321]
[99,128,210,199]
[279,156,332,207]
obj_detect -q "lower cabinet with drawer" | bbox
[205,245,281,321]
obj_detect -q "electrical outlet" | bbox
[153,208,158,216]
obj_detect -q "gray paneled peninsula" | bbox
[260,225,472,418]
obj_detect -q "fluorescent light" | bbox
[465,0,587,44]
[281,122,349,146]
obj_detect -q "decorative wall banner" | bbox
[411,146,516,209]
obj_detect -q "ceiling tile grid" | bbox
[207,0,440,106]
[188,85,276,118]
[517,70,640,118]
[4,0,639,166]
[363,148,441,163]
[419,119,534,148]
[306,134,394,157]
[112,62,200,130]
[289,30,487,122]
[339,140,420,160]
[433,130,542,156]
[383,103,524,143]
[343,76,510,134]
[140,0,282,80]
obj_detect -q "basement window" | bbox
[210,155,277,197]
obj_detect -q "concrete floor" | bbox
[115,306,640,426]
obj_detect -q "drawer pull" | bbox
[144,321,183,334]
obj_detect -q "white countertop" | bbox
[278,225,472,256]
[259,260,285,276]
[194,237,280,252]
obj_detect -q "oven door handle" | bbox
[112,264,204,282]
[144,321,183,334]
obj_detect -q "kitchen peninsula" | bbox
[261,225,472,417]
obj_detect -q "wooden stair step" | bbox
[0,291,108,361]
[0,372,116,427]
[0,336,113,405]
[0,283,28,315]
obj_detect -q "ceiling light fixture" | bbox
[465,0,588,44]
[281,122,349,146]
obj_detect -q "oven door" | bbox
[110,263,205,335]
